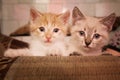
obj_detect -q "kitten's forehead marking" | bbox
[84,24,97,39]
[84,28,86,31]
[86,25,94,31]
[84,16,100,35]
[94,29,97,33]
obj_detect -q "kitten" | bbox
[4,8,70,57]
[69,7,116,56]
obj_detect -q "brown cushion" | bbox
[4,56,120,80]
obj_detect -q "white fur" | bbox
[4,36,70,57]
[29,37,69,56]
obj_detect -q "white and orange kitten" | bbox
[69,7,116,56]
[4,8,70,57]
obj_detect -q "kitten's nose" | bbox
[45,37,51,43]
[85,42,91,46]
[46,37,51,40]
[45,35,51,40]
[85,38,92,46]
[85,40,91,46]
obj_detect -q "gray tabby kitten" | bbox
[69,7,116,56]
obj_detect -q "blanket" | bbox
[3,56,120,80]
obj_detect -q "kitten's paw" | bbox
[69,52,82,56]
[48,53,61,56]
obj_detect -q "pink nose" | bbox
[45,36,51,42]
[46,36,51,40]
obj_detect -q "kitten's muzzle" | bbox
[44,37,52,43]
[85,39,92,46]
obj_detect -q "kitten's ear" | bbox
[100,13,116,31]
[58,10,70,24]
[30,8,42,21]
[72,6,85,24]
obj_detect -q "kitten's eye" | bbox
[53,28,59,33]
[39,27,45,32]
[79,31,85,36]
[94,34,100,39]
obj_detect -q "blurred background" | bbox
[0,0,120,35]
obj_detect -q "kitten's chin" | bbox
[82,46,98,52]
[83,46,91,50]
[43,40,57,46]
[82,46,101,52]
[44,40,52,43]
[43,41,52,45]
